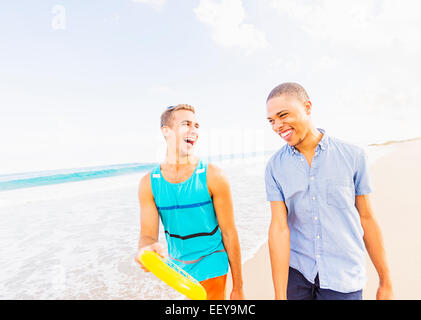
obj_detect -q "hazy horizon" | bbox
[2,0,420,174]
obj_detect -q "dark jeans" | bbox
[287,267,363,300]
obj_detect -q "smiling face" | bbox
[162,109,199,157]
[266,93,313,147]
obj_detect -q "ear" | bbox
[161,126,170,138]
[304,100,312,115]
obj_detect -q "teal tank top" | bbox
[150,159,229,282]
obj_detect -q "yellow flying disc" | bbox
[138,250,207,300]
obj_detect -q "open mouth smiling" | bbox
[280,128,293,140]
[184,137,196,146]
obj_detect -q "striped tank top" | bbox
[150,159,229,282]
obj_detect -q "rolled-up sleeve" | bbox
[265,161,285,202]
[354,149,373,195]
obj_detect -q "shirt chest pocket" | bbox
[327,180,355,209]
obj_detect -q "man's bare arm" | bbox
[268,201,290,300]
[355,194,393,299]
[135,172,164,271]
[207,164,244,300]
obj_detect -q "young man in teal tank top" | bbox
[135,104,244,300]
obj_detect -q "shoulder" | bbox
[207,162,223,175]
[207,162,228,182]
[138,171,152,195]
[328,136,366,157]
[266,144,289,170]
[139,163,162,187]
[206,162,230,193]
[328,136,369,171]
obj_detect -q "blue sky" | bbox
[1,0,420,173]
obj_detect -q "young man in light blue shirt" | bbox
[265,82,394,300]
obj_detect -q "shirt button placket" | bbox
[311,169,323,284]
[315,228,324,285]
[309,169,318,222]
[312,167,327,288]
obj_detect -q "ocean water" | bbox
[0,163,156,192]
[0,151,270,192]
[0,146,394,299]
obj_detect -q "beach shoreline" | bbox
[1,139,419,299]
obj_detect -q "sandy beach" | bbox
[228,139,421,300]
[1,140,419,299]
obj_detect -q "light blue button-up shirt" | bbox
[265,129,372,293]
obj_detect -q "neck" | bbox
[164,148,197,167]
[295,127,323,154]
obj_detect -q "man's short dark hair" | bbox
[266,82,310,103]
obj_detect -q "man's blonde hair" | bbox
[160,104,195,128]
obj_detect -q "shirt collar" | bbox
[317,128,328,151]
[288,128,328,154]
